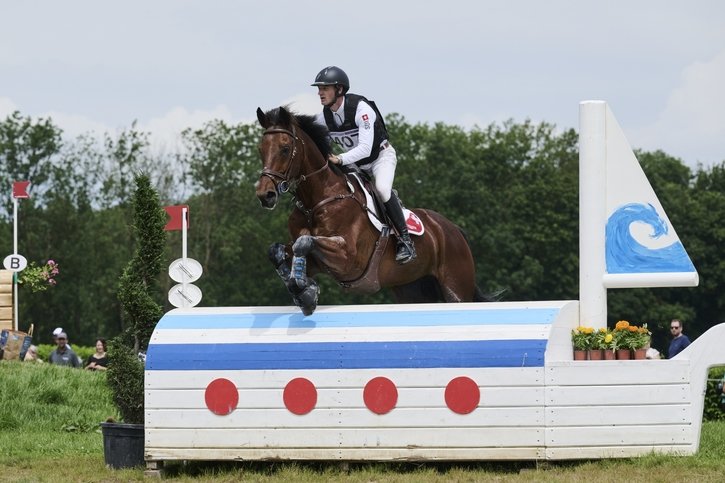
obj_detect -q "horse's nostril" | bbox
[266,191,276,200]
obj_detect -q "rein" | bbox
[260,125,366,223]
[261,126,327,194]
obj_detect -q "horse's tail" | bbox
[475,286,507,302]
[458,227,507,302]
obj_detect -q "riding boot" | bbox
[384,193,417,265]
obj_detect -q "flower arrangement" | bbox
[18,260,60,292]
[572,322,650,360]
[571,326,595,350]
[592,327,613,350]
[613,320,650,350]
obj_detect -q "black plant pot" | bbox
[100,422,144,469]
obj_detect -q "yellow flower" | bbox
[604,333,613,343]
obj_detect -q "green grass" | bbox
[1,360,724,482]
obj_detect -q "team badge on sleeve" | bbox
[361,113,370,129]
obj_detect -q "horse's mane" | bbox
[265,107,332,160]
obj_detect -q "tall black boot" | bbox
[384,193,417,264]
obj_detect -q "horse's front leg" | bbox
[290,235,314,288]
[290,234,347,286]
[268,241,320,315]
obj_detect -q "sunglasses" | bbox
[670,326,680,330]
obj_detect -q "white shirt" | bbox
[315,97,377,166]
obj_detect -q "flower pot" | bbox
[603,349,616,360]
[573,349,587,361]
[633,348,647,360]
[587,349,604,361]
[616,349,632,360]
[100,422,144,469]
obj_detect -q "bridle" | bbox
[260,126,328,194]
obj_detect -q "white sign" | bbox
[168,257,203,283]
[168,283,202,308]
[3,254,27,272]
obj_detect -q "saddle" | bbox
[335,166,422,294]
[340,166,424,236]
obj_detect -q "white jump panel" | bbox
[145,301,576,461]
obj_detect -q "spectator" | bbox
[717,374,725,410]
[23,344,43,362]
[85,338,108,371]
[52,327,72,349]
[48,332,80,367]
[668,319,691,358]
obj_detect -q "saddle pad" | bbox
[350,173,424,236]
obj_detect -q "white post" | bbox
[181,207,188,308]
[579,101,607,329]
[13,197,18,331]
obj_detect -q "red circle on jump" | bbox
[283,378,317,415]
[204,378,239,416]
[445,376,480,414]
[363,376,398,414]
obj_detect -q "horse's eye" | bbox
[280,145,291,156]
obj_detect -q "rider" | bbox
[311,65,416,264]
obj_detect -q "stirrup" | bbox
[395,240,416,265]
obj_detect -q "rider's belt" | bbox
[380,140,390,150]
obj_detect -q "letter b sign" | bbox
[3,254,28,272]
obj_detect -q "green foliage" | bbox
[0,361,118,434]
[704,366,725,422]
[106,174,165,424]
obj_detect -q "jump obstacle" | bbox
[144,101,725,464]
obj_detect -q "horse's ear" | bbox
[278,106,292,126]
[256,107,269,128]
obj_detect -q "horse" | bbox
[255,106,487,315]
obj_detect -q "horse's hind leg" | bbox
[391,276,443,303]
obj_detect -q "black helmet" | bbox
[311,66,350,92]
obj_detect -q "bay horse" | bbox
[256,106,487,315]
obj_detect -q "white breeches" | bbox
[361,146,397,202]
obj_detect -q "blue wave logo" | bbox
[605,203,695,274]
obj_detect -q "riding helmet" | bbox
[311,66,350,92]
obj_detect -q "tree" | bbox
[106,174,165,424]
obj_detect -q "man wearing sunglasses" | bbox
[668,319,691,359]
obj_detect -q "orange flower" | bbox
[615,320,630,331]
[628,325,638,332]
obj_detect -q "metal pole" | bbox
[182,207,188,308]
[13,197,18,331]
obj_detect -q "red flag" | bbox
[12,181,30,199]
[164,205,189,231]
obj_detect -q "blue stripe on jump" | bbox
[146,339,546,370]
[156,308,559,330]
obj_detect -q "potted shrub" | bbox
[588,328,608,360]
[613,320,633,359]
[632,324,651,360]
[102,174,166,469]
[571,326,593,360]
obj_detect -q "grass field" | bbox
[1,360,724,482]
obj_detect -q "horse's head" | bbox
[255,106,304,209]
[256,107,333,210]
